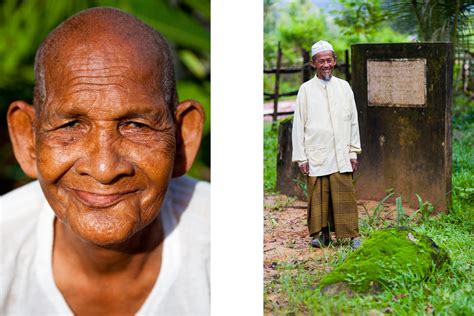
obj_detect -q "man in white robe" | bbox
[292,40,362,249]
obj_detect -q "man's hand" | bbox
[350,159,358,172]
[298,162,309,175]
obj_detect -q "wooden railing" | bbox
[264,42,351,124]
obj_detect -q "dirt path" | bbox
[263,100,296,122]
[264,195,320,269]
[264,195,384,275]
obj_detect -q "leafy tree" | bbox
[263,0,410,94]
[333,0,387,37]
[384,0,473,49]
[335,0,473,92]
[333,0,410,43]
[277,0,330,57]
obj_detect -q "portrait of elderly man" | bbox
[0,7,209,315]
[292,40,362,250]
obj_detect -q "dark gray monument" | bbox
[276,118,306,200]
[352,43,453,211]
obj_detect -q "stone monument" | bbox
[352,43,453,211]
[276,117,306,200]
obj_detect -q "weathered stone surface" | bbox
[367,59,426,107]
[352,43,453,211]
[276,117,306,200]
[320,227,450,295]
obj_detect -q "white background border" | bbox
[211,0,264,315]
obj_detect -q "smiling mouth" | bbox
[70,189,137,208]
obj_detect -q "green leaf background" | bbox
[0,0,210,192]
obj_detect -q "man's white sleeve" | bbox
[292,86,308,163]
[348,87,362,159]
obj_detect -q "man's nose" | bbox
[75,129,134,184]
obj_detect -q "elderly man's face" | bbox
[313,50,336,81]
[34,44,175,245]
[7,13,204,249]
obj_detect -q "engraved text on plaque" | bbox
[367,59,427,107]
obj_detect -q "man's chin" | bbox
[76,227,136,248]
[317,72,332,81]
[83,232,134,248]
[59,215,140,248]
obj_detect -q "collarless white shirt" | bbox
[292,75,362,177]
[0,176,210,315]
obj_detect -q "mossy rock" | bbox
[279,115,294,125]
[320,227,450,295]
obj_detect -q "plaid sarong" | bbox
[306,172,358,239]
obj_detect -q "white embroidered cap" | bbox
[311,40,334,58]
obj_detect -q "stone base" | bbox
[276,117,306,200]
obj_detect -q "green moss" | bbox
[320,227,450,294]
[279,115,294,125]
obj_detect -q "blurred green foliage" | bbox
[264,0,410,95]
[0,0,210,193]
[264,0,472,98]
[383,0,473,47]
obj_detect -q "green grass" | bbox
[268,209,473,314]
[264,93,474,314]
[264,122,278,193]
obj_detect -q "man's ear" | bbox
[172,100,204,178]
[7,101,38,178]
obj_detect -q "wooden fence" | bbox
[264,44,471,126]
[264,42,351,124]
[454,49,473,94]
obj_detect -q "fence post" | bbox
[345,49,351,83]
[461,51,470,94]
[272,42,282,127]
[302,48,311,83]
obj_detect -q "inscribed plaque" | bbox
[367,59,426,107]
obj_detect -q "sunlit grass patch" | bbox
[264,122,278,193]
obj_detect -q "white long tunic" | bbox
[292,76,362,177]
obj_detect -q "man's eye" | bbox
[123,121,149,129]
[59,120,81,129]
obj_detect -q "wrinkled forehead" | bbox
[43,32,162,90]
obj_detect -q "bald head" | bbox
[34,7,176,116]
